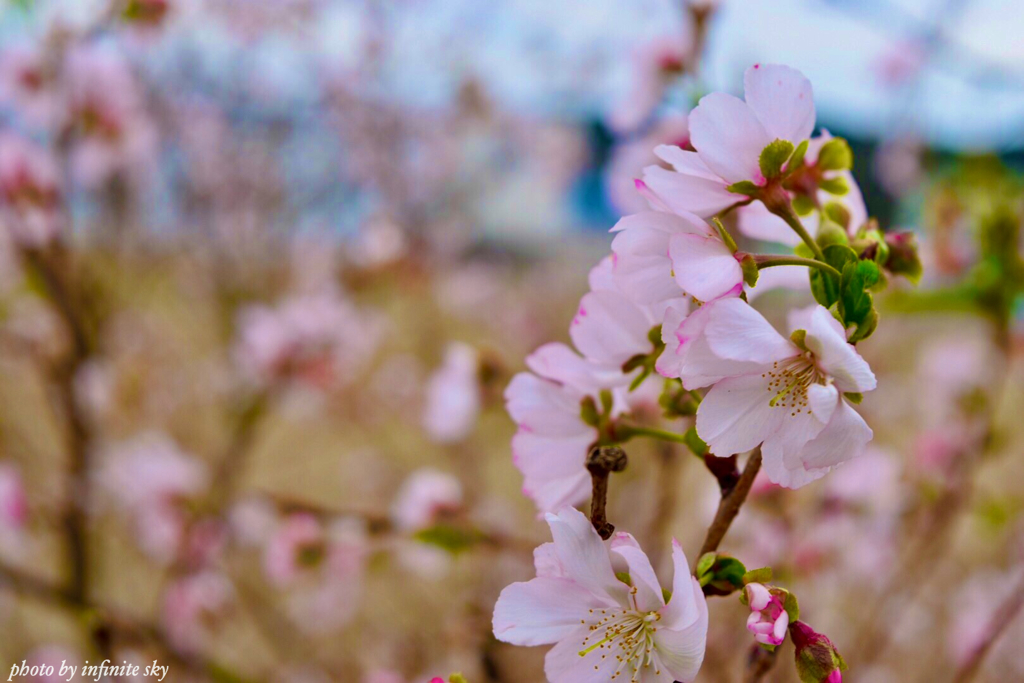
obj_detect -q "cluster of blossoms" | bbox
[497,63,918,682]
[234,289,382,393]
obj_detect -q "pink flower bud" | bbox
[790,620,847,683]
[744,583,789,646]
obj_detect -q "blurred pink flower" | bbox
[493,507,708,682]
[63,45,157,188]
[163,570,234,653]
[102,433,208,564]
[422,343,481,444]
[235,289,381,391]
[0,463,27,531]
[744,583,789,646]
[391,468,463,533]
[0,133,61,247]
[608,36,692,135]
[0,44,57,126]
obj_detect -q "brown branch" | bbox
[586,446,628,540]
[949,570,1024,683]
[697,448,762,562]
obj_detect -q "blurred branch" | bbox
[0,560,248,681]
[697,448,762,565]
[949,569,1024,683]
[743,642,778,683]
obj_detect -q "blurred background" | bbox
[0,0,1022,681]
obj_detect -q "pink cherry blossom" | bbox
[63,45,157,188]
[0,133,62,247]
[0,44,57,126]
[493,507,708,682]
[262,514,368,632]
[665,299,875,487]
[422,342,481,443]
[235,289,381,391]
[505,344,610,512]
[570,257,666,369]
[610,209,742,305]
[607,36,691,135]
[604,115,689,216]
[101,432,208,564]
[640,64,815,218]
[391,468,463,533]
[162,570,234,653]
[744,583,789,646]
[0,463,27,531]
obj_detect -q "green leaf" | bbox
[413,525,480,553]
[759,139,795,180]
[847,306,878,343]
[818,176,849,196]
[809,244,856,308]
[742,567,773,585]
[726,180,761,197]
[816,138,853,171]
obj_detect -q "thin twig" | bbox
[586,446,628,540]
[698,448,762,562]
[949,570,1024,683]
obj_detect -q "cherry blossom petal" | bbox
[760,444,830,489]
[641,165,738,218]
[802,306,877,392]
[653,599,709,683]
[659,298,760,389]
[761,410,829,488]
[669,232,744,302]
[798,398,873,469]
[705,298,796,364]
[654,145,722,181]
[588,256,617,292]
[534,542,565,578]
[610,542,664,613]
[545,507,628,604]
[737,201,803,246]
[688,92,771,184]
[513,431,593,511]
[660,539,700,630]
[493,578,610,646]
[526,343,626,393]
[745,265,810,301]
[696,372,787,457]
[743,64,816,144]
[571,290,653,367]
[506,373,589,437]
[806,383,839,425]
[544,627,623,682]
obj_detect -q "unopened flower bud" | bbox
[790,620,847,683]
[744,583,789,646]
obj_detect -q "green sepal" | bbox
[818,176,849,196]
[579,396,600,427]
[742,567,774,585]
[727,180,761,197]
[616,571,633,586]
[843,392,863,404]
[759,139,795,180]
[816,137,853,171]
[792,194,816,216]
[696,552,716,580]
[741,254,759,287]
[788,139,809,170]
[449,675,469,683]
[782,590,800,622]
[699,554,748,596]
[789,329,808,352]
[822,202,851,229]
[816,219,849,249]
[683,425,708,457]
